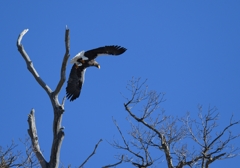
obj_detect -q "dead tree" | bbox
[106,77,240,168]
[17,28,101,168]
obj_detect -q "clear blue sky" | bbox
[1,1,240,167]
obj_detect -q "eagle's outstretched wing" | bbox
[84,45,127,60]
[66,45,127,102]
[66,65,86,101]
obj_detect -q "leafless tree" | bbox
[16,28,101,168]
[106,77,240,168]
[0,138,39,168]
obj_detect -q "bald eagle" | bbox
[66,45,127,101]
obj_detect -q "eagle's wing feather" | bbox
[66,65,86,101]
[84,45,127,60]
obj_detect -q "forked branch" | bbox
[17,28,70,168]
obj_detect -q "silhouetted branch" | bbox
[18,137,39,168]
[102,155,124,168]
[79,139,102,168]
[0,142,18,167]
[180,106,240,167]
[123,78,173,168]
[208,119,239,149]
[112,118,145,163]
[0,139,40,168]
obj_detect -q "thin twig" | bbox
[102,155,124,168]
[79,139,103,168]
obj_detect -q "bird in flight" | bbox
[66,45,127,101]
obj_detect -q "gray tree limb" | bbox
[17,28,70,168]
[54,26,70,99]
[17,29,52,96]
[27,109,47,168]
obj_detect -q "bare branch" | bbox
[208,121,240,149]
[79,139,102,168]
[0,139,40,168]
[182,114,203,147]
[17,137,40,168]
[61,96,66,107]
[205,153,226,168]
[124,104,174,168]
[102,155,124,168]
[180,107,240,167]
[17,29,52,97]
[27,109,47,168]
[53,28,70,97]
[119,78,174,167]
[0,142,18,167]
[112,118,145,162]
